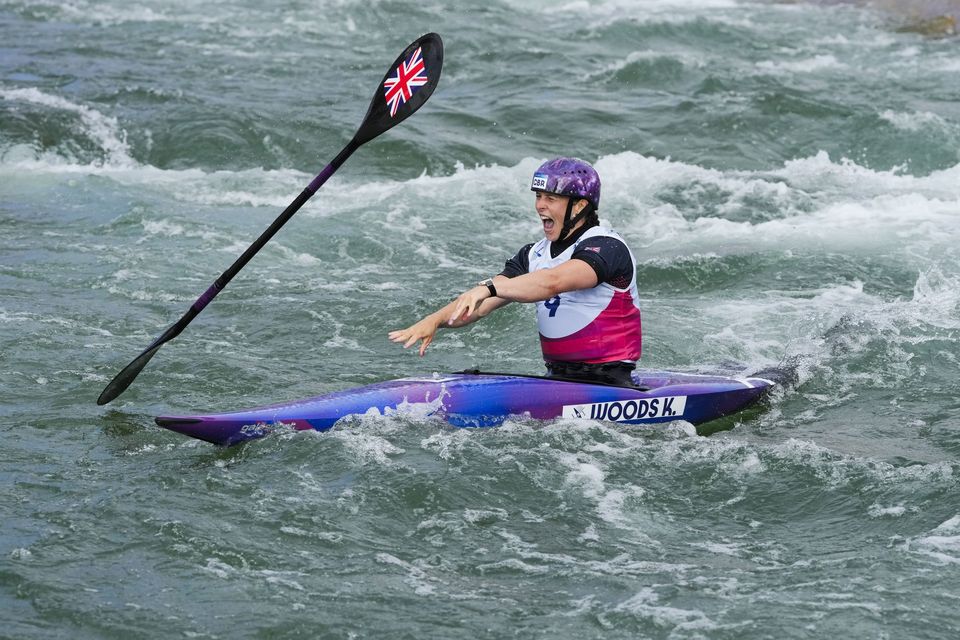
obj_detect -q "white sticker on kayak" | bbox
[562,395,686,421]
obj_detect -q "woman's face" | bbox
[535,191,587,242]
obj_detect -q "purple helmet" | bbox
[530,157,601,209]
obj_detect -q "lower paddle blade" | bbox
[96,343,162,405]
[353,32,443,146]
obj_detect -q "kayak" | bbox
[155,369,775,446]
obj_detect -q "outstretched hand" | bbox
[389,284,498,356]
[388,316,441,356]
[447,286,490,326]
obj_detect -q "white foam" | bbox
[463,508,508,525]
[140,219,186,238]
[330,429,405,465]
[545,0,741,19]
[691,541,744,557]
[201,558,236,579]
[908,515,960,564]
[583,555,696,578]
[105,285,182,302]
[659,436,954,492]
[557,451,648,525]
[0,134,310,210]
[690,263,960,371]
[374,552,437,595]
[328,392,451,460]
[322,335,369,351]
[880,109,954,133]
[420,429,473,461]
[279,525,342,543]
[260,570,306,592]
[0,87,135,167]
[578,524,600,543]
[868,503,908,518]
[756,54,843,74]
[18,0,247,31]
[9,548,31,560]
[476,557,551,575]
[511,0,736,12]
[5,129,959,275]
[773,150,960,199]
[611,588,716,630]
[908,269,960,330]
[595,150,960,261]
[562,455,606,499]
[587,49,706,81]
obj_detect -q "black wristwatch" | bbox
[478,278,498,298]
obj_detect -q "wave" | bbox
[3,88,959,265]
[0,86,136,167]
[4,89,960,259]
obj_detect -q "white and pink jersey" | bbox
[527,226,642,364]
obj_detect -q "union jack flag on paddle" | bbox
[383,46,429,118]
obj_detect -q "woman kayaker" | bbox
[388,157,642,386]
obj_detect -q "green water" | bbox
[3,1,960,638]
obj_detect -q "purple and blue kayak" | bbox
[155,370,774,446]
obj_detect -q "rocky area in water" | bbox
[777,0,958,36]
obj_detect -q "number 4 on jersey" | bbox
[544,296,561,317]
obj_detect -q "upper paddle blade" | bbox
[353,32,443,146]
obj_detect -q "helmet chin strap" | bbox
[557,199,590,243]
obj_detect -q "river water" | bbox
[3,1,960,638]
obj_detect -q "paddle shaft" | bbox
[194,147,350,312]
[97,32,443,405]
[94,145,354,406]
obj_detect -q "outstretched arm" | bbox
[389,259,597,356]
[388,291,511,356]
[447,259,598,324]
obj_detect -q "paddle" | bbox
[97,33,444,406]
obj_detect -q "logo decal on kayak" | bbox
[531,173,548,190]
[384,46,429,117]
[240,422,274,437]
[561,396,687,422]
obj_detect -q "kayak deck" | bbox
[155,370,774,446]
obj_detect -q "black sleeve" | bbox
[499,243,534,278]
[571,237,634,288]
